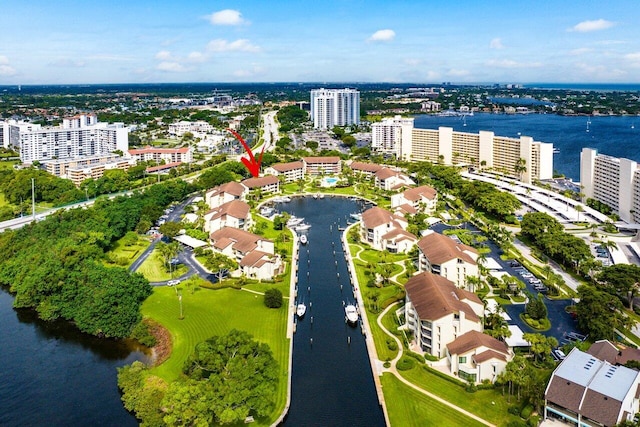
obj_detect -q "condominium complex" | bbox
[371,115,414,156]
[42,154,134,186]
[580,148,640,223]
[310,88,360,130]
[370,117,553,184]
[127,146,193,164]
[1,114,129,164]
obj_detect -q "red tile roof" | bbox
[270,161,303,172]
[242,175,280,189]
[402,185,437,202]
[447,330,509,357]
[145,161,182,172]
[362,206,406,229]
[417,232,478,265]
[404,272,482,322]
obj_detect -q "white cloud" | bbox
[86,54,135,62]
[404,58,421,66]
[187,51,206,63]
[208,9,246,26]
[574,62,626,78]
[0,65,16,76]
[624,52,640,67]
[155,50,173,60]
[485,59,542,68]
[156,61,188,72]
[368,29,396,42]
[447,68,470,77]
[0,56,16,76]
[206,39,260,53]
[50,58,86,67]
[569,19,615,33]
[233,65,266,78]
[569,48,592,56]
[489,38,504,49]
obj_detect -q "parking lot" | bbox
[431,221,584,347]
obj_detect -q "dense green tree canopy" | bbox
[576,285,630,341]
[161,330,279,425]
[0,180,193,337]
[597,264,640,310]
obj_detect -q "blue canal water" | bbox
[279,196,385,427]
[0,290,146,427]
[414,113,640,181]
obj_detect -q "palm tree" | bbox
[541,264,553,280]
[514,158,527,182]
[575,204,585,222]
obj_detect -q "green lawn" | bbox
[381,373,486,427]
[104,235,152,268]
[399,365,522,426]
[0,193,8,208]
[142,286,290,426]
[0,160,18,170]
[137,248,188,281]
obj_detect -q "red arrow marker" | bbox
[227,128,264,178]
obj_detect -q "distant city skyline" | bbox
[2,0,640,84]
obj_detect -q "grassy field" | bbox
[0,193,8,208]
[142,286,290,425]
[399,365,522,426]
[137,248,188,281]
[0,160,18,170]
[381,374,486,427]
[104,235,152,268]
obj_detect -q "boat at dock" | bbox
[299,234,308,244]
[296,303,307,318]
[345,303,359,324]
[287,216,304,227]
[349,213,362,221]
[294,223,311,232]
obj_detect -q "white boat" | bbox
[319,194,325,199]
[295,223,311,232]
[281,196,291,202]
[313,193,319,199]
[345,304,359,324]
[260,207,275,216]
[287,216,304,227]
[299,234,308,244]
[349,213,362,221]
[296,303,306,318]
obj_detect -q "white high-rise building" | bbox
[310,88,360,130]
[399,124,553,184]
[5,114,129,164]
[371,115,414,157]
[580,147,639,223]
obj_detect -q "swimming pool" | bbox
[322,176,339,187]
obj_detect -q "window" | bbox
[458,356,467,364]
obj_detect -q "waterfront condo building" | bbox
[371,115,415,157]
[3,114,129,164]
[370,118,553,184]
[127,146,193,164]
[310,88,360,130]
[404,272,484,358]
[580,147,640,223]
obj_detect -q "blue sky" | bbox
[1,0,640,84]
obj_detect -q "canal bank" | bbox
[277,196,385,427]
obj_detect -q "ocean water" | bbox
[413,113,640,181]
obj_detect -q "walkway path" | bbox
[375,303,496,427]
[344,231,495,427]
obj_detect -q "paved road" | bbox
[128,195,224,287]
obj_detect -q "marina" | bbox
[281,196,385,427]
